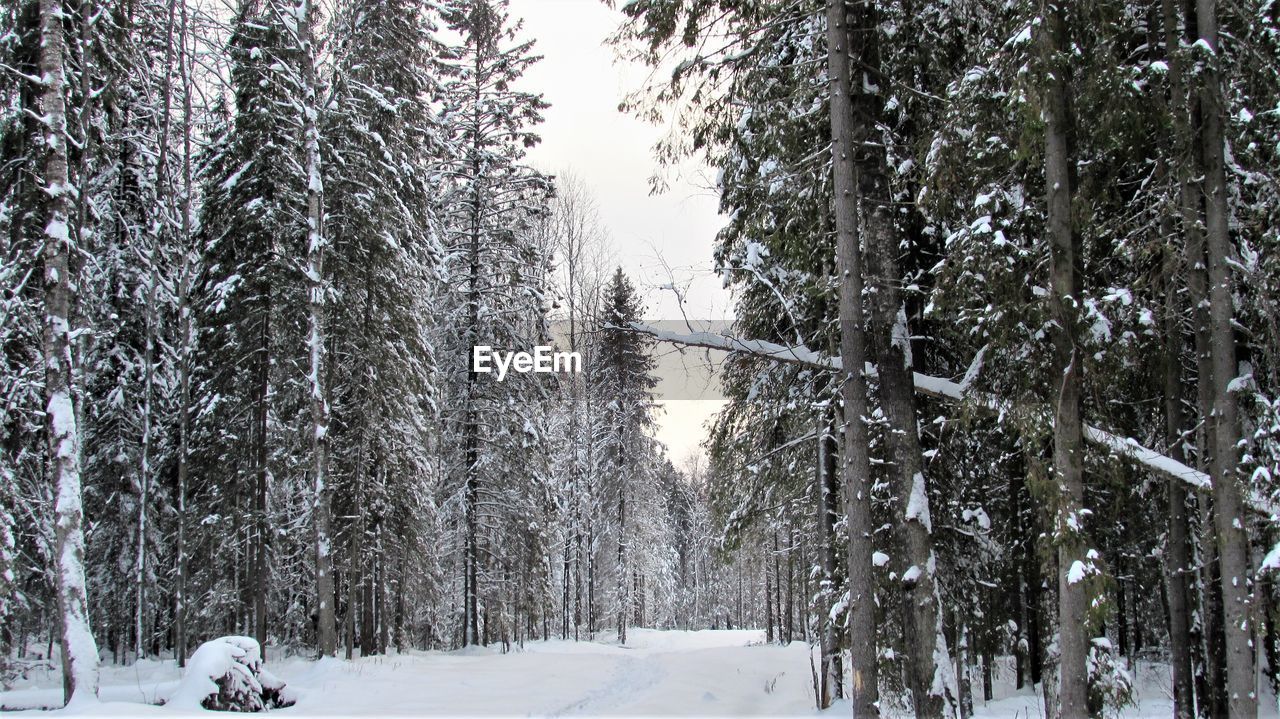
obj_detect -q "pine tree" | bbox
[596,268,657,644]
[438,0,552,647]
[195,0,310,646]
[323,0,446,657]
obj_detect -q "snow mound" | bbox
[166,636,295,712]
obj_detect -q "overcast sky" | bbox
[508,0,730,465]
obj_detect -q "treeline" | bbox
[613,0,1279,717]
[0,0,743,704]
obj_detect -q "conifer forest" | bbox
[1,0,1279,716]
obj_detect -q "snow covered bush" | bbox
[1086,638,1134,717]
[167,636,295,711]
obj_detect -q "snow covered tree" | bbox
[595,268,658,644]
[436,0,553,647]
[322,0,447,658]
[195,0,314,648]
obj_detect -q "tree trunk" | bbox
[956,621,972,719]
[1158,3,1198,714]
[845,0,950,710]
[295,0,337,659]
[765,565,774,644]
[772,531,782,643]
[1162,313,1196,718]
[815,403,843,707]
[1168,0,1227,710]
[253,292,271,652]
[173,0,197,669]
[786,528,794,644]
[136,0,175,661]
[825,1,879,713]
[1040,576,1060,719]
[361,548,376,656]
[39,0,99,703]
[1038,1,1088,714]
[462,46,485,646]
[1199,504,1228,716]
[1195,2,1255,713]
[344,537,358,659]
[617,447,628,645]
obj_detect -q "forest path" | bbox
[282,628,811,716]
[2,628,1266,717]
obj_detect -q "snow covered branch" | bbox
[622,322,1276,516]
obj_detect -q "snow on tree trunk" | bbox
[38,0,100,706]
[845,0,951,712]
[293,0,338,659]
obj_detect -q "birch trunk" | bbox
[38,0,100,704]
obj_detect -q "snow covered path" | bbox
[2,629,1274,717]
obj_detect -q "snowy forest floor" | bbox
[1,629,1276,717]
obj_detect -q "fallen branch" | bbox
[620,322,1275,516]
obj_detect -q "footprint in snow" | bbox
[702,692,717,702]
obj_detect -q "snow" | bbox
[219,161,252,192]
[45,218,70,243]
[1067,560,1088,585]
[872,551,890,567]
[904,472,932,532]
[743,240,769,270]
[46,392,77,459]
[1262,542,1280,572]
[167,637,258,709]
[4,630,1269,717]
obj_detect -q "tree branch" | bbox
[617,321,1276,516]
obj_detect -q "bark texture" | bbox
[825,1,879,714]
[1195,1,1255,712]
[1038,1,1088,714]
[845,0,948,712]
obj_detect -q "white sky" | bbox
[508,0,731,465]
